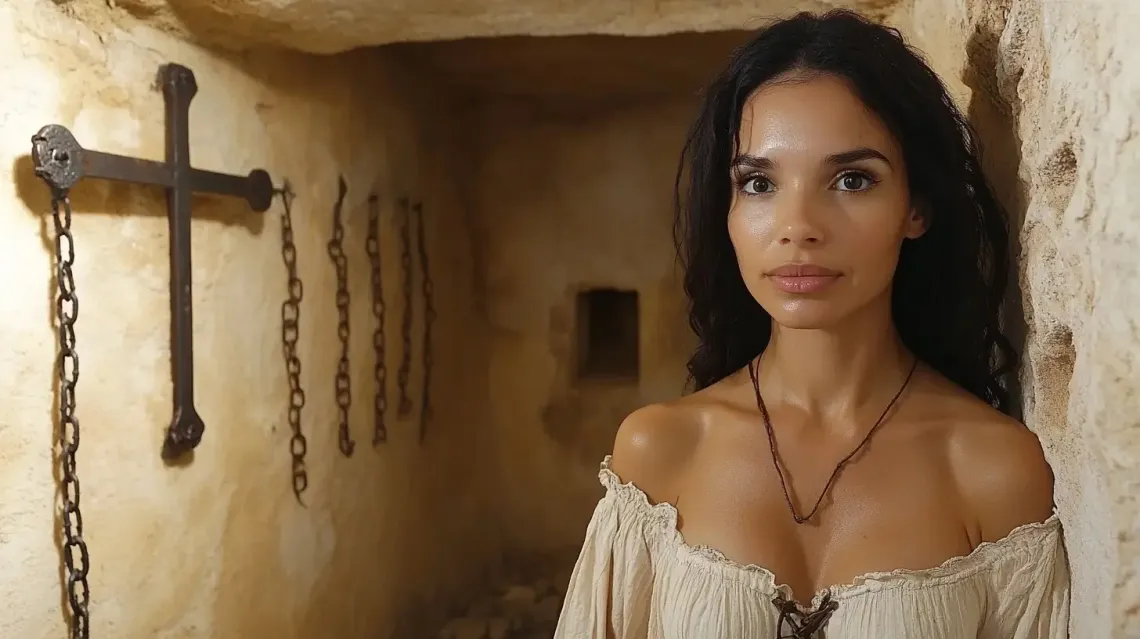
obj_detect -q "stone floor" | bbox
[434,561,573,639]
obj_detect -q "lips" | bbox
[765,263,841,294]
[765,264,841,277]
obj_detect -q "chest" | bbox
[673,426,972,602]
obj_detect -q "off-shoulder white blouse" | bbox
[554,456,1070,638]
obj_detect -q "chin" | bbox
[764,300,848,330]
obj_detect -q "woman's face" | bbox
[728,72,925,330]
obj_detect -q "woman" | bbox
[554,9,1069,639]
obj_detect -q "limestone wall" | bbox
[0,2,497,637]
[461,99,698,555]
[908,1,1140,636]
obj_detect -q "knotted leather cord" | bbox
[751,356,918,634]
[748,355,918,524]
[774,591,840,638]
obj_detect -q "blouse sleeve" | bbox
[553,468,657,639]
[979,515,1071,639]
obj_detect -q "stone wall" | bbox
[0,1,497,637]
[461,99,698,555]
[908,2,1140,635]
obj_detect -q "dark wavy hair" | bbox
[673,9,1017,412]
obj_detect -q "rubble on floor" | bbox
[435,561,573,639]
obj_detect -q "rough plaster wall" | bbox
[465,100,696,555]
[909,0,1140,636]
[0,2,496,637]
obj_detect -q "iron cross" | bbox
[31,63,275,461]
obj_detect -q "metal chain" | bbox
[366,194,389,445]
[278,183,309,504]
[52,191,91,639]
[412,202,435,442]
[395,197,415,418]
[327,176,355,457]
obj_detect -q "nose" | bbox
[775,191,825,246]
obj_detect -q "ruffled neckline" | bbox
[597,455,1063,611]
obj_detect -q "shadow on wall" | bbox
[541,285,649,467]
[10,142,265,470]
[961,23,1030,418]
[961,13,1080,423]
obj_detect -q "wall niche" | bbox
[574,287,640,383]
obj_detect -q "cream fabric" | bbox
[554,456,1070,638]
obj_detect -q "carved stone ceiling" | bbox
[387,31,755,108]
[106,0,903,54]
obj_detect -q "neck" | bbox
[757,298,913,420]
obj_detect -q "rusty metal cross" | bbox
[31,62,275,461]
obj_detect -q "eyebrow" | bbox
[730,147,892,170]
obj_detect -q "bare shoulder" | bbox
[932,386,1055,543]
[609,394,706,506]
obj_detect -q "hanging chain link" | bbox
[395,197,415,418]
[278,183,309,503]
[327,176,355,457]
[412,202,435,442]
[52,190,91,639]
[366,194,389,445]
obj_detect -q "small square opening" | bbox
[576,288,639,381]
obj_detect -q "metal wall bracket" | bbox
[31,62,276,461]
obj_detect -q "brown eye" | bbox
[742,176,774,195]
[835,172,875,192]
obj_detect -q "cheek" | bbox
[845,213,908,286]
[727,201,774,257]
